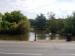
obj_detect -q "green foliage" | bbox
[48,13,64,34]
[48,14,56,33]
[63,12,75,36]
[29,19,35,28]
[55,19,64,34]
[0,11,30,40]
[35,14,47,31]
[64,17,72,34]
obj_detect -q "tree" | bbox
[34,14,47,40]
[55,19,64,34]
[48,13,64,39]
[48,13,56,39]
[71,12,75,35]
[63,12,75,36]
[1,11,30,40]
[2,12,11,33]
[0,13,3,31]
[0,13,2,19]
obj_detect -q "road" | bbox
[0,40,75,56]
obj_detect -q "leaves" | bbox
[0,11,30,36]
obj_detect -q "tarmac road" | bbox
[0,40,75,56]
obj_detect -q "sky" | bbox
[0,0,75,19]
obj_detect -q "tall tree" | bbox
[34,14,47,40]
[48,13,56,39]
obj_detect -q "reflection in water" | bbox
[29,32,49,41]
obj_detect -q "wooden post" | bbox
[34,32,36,41]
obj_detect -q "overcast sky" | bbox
[0,0,75,19]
